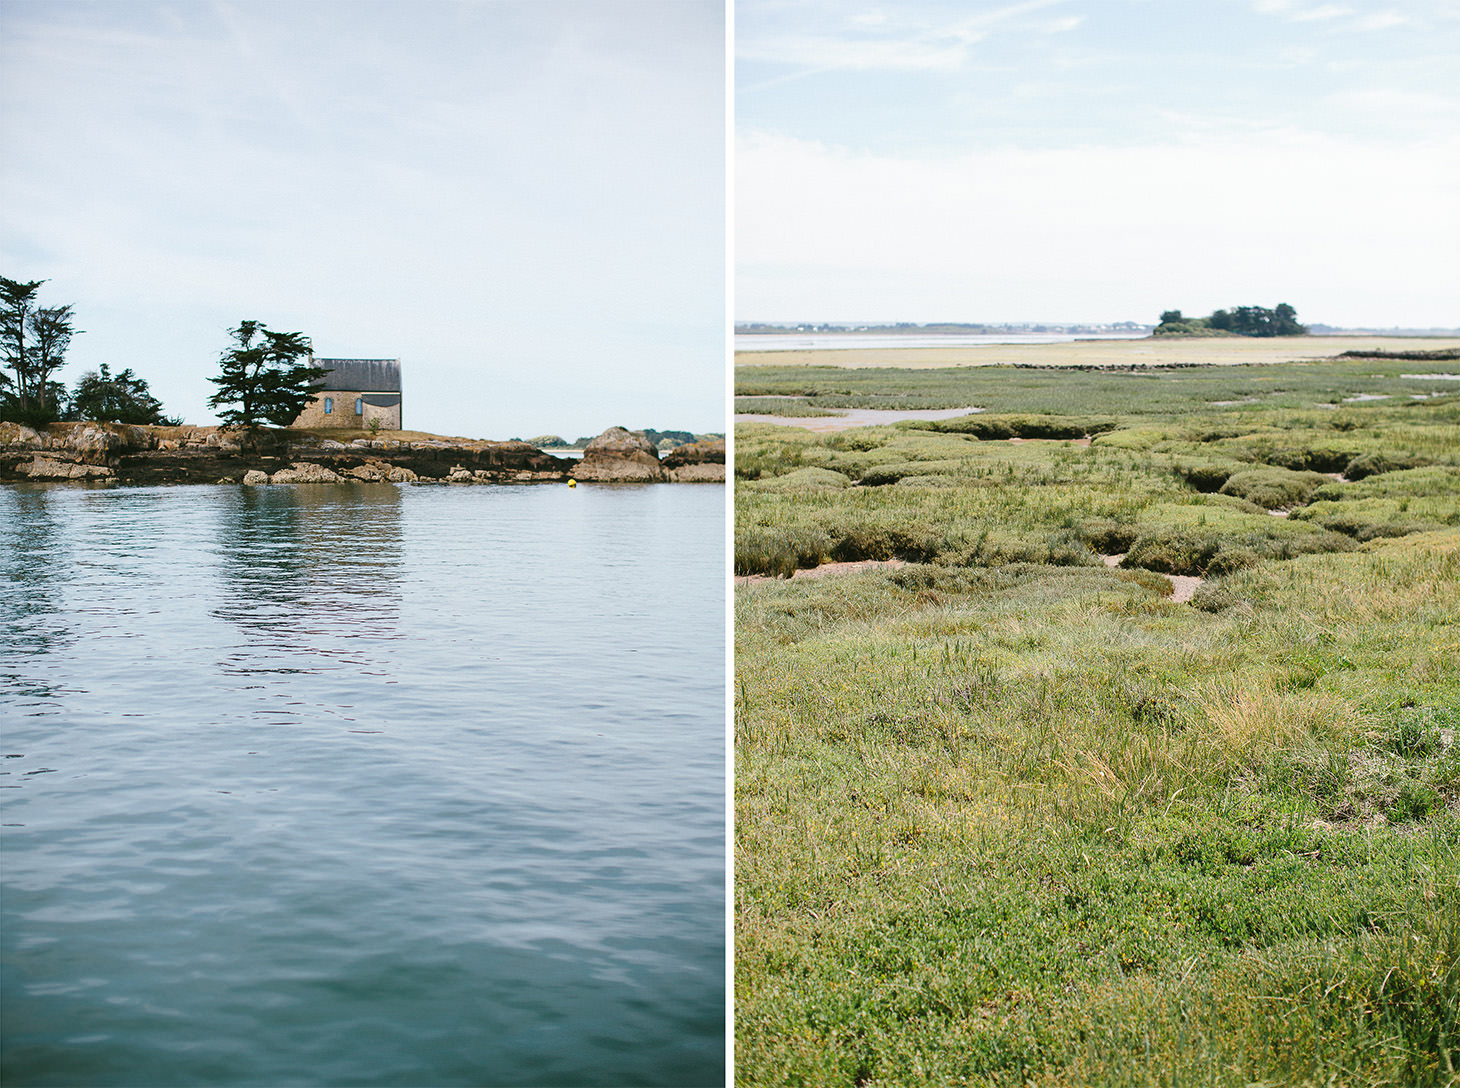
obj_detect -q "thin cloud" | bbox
[1355,10,1409,29]
[1289,5,1353,20]
[739,32,981,72]
[737,0,1072,92]
[737,128,1460,326]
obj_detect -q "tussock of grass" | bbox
[1345,450,1435,480]
[917,413,1117,440]
[1218,466,1331,509]
[745,466,853,492]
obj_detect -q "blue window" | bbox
[324,397,333,414]
[355,398,363,415]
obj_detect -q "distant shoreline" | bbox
[735,335,1460,371]
[1,424,726,486]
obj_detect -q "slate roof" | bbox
[314,358,401,393]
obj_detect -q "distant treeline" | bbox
[1155,304,1306,338]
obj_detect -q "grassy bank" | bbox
[735,356,1460,1086]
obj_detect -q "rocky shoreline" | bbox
[1,423,725,486]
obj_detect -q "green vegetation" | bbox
[736,356,1460,1086]
[207,319,325,435]
[1,275,79,424]
[736,355,1460,416]
[737,397,840,418]
[1156,303,1306,337]
[69,362,179,425]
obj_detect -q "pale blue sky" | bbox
[737,0,1460,327]
[2,0,725,437]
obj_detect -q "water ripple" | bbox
[1,482,725,1087]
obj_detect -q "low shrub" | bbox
[747,467,853,492]
[734,522,832,577]
[1077,517,1139,554]
[1174,461,1235,492]
[1122,530,1223,575]
[1218,466,1330,509]
[1091,426,1172,451]
[922,413,1116,440]
[1345,451,1434,480]
[859,462,924,487]
[1250,443,1357,474]
[829,521,945,564]
[824,430,893,452]
[1121,526,1354,576]
[1308,513,1434,541]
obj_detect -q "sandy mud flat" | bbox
[736,335,1460,371]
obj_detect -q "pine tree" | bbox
[1,276,80,423]
[71,363,178,425]
[207,320,326,434]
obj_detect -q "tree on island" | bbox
[207,320,326,435]
[1155,303,1306,337]
[2,276,81,424]
[71,363,180,425]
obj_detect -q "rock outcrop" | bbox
[13,456,114,480]
[342,461,418,483]
[269,462,344,484]
[1,422,712,485]
[662,438,726,482]
[1,423,570,486]
[572,427,669,483]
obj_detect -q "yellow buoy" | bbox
[568,479,577,487]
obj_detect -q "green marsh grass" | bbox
[736,358,1460,1086]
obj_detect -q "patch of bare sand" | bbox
[736,335,1460,371]
[735,559,906,586]
[1103,554,1204,603]
[1166,575,1203,604]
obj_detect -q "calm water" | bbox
[0,482,725,1087]
[734,332,1141,351]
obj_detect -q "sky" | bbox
[1,0,725,438]
[736,0,1460,328]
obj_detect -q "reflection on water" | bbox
[0,489,76,699]
[0,482,725,1087]
[211,486,404,677]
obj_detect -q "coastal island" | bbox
[0,422,725,486]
